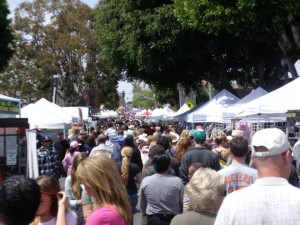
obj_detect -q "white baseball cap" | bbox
[251,128,291,157]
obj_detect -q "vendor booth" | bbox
[0,95,29,184]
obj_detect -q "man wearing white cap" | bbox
[215,128,300,225]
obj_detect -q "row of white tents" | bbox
[20,98,118,129]
[150,77,300,124]
[3,76,300,127]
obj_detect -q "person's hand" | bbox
[57,191,68,209]
[76,199,82,205]
[84,210,92,221]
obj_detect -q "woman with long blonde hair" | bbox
[76,154,132,225]
[31,176,77,225]
[117,146,142,217]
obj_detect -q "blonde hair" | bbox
[185,168,225,212]
[121,147,133,186]
[180,129,190,139]
[214,134,227,145]
[76,155,132,225]
[147,135,157,145]
[71,152,87,199]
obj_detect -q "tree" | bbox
[174,0,300,78]
[95,0,290,96]
[1,0,118,109]
[131,82,156,109]
[0,0,14,72]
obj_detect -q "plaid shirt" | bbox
[37,146,59,177]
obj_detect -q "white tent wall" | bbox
[173,104,201,122]
[150,106,175,121]
[172,103,190,117]
[236,77,300,119]
[34,98,72,122]
[224,87,268,120]
[62,106,90,121]
[186,89,240,123]
[98,110,118,119]
[21,99,72,129]
[26,129,38,178]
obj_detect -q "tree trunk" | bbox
[288,16,300,49]
[277,29,299,78]
[256,61,266,87]
[214,54,236,94]
[282,58,299,78]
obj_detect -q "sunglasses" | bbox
[42,140,50,143]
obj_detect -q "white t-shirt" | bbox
[39,211,77,225]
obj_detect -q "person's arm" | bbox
[64,177,79,210]
[82,203,93,221]
[179,181,184,213]
[135,172,142,184]
[81,189,93,222]
[56,191,67,225]
[172,158,180,177]
[140,182,147,215]
[212,154,221,171]
[179,155,189,184]
[62,155,69,173]
[221,148,230,160]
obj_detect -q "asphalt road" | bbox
[134,209,142,225]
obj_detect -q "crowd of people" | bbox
[1,120,300,225]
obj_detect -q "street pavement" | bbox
[133,197,142,225]
[134,209,142,225]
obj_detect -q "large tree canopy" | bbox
[0,0,118,109]
[0,0,14,72]
[95,0,290,95]
[174,0,300,78]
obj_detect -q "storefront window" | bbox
[0,136,4,156]
[0,118,29,183]
[6,127,18,135]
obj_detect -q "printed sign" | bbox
[0,99,19,114]
[186,101,195,109]
[6,149,17,166]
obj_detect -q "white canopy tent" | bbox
[186,89,240,123]
[224,87,268,120]
[135,109,152,117]
[35,98,72,122]
[21,98,72,129]
[98,110,118,119]
[62,106,90,121]
[172,104,200,122]
[150,106,175,121]
[236,77,300,121]
[172,103,191,117]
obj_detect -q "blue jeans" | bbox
[128,194,138,214]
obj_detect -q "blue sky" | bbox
[7,0,134,101]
